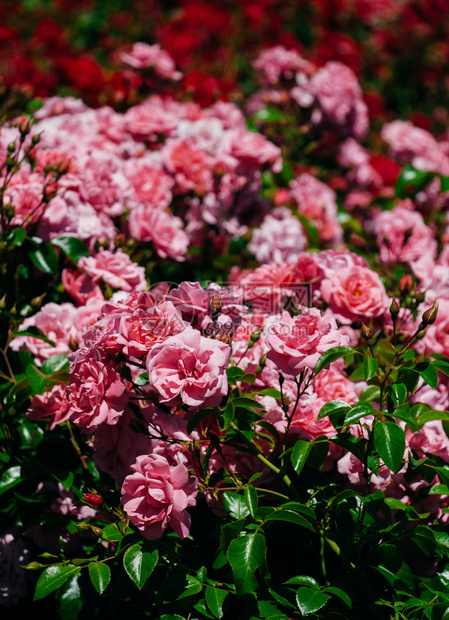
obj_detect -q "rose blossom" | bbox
[120,42,181,80]
[320,265,390,324]
[248,207,307,264]
[10,302,77,365]
[78,249,147,293]
[371,203,437,264]
[128,203,190,261]
[146,326,230,408]
[27,384,71,430]
[121,453,198,540]
[62,268,104,306]
[66,348,128,431]
[266,309,349,376]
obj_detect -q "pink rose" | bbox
[10,302,77,366]
[62,268,104,306]
[312,367,357,404]
[128,203,189,261]
[266,309,349,376]
[66,349,128,431]
[163,138,213,195]
[120,42,181,80]
[121,454,198,540]
[372,204,437,264]
[220,128,282,176]
[146,326,230,408]
[306,61,369,139]
[321,265,389,324]
[124,159,174,208]
[248,207,307,264]
[253,46,312,86]
[27,384,71,431]
[290,394,336,439]
[78,249,147,293]
[288,173,342,244]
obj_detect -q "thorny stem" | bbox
[67,422,88,470]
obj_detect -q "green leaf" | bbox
[296,587,330,616]
[223,492,250,519]
[12,325,56,347]
[59,574,82,620]
[315,347,355,375]
[7,227,26,246]
[390,383,407,406]
[265,510,314,532]
[291,440,313,477]
[134,372,149,386]
[257,388,283,400]
[257,599,289,619]
[88,562,111,595]
[418,410,449,426]
[253,107,285,123]
[26,365,49,394]
[123,545,158,589]
[359,385,381,403]
[317,400,351,421]
[41,354,69,374]
[413,362,438,390]
[226,367,246,384]
[395,166,435,197]
[51,236,89,263]
[244,486,257,517]
[343,402,377,427]
[284,576,319,587]
[101,523,124,542]
[325,586,352,608]
[205,586,228,618]
[34,565,81,601]
[364,357,378,381]
[233,397,263,410]
[374,421,406,473]
[227,533,267,597]
[0,465,21,495]
[186,408,214,434]
[30,243,58,274]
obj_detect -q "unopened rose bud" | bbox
[415,292,425,304]
[390,299,399,322]
[361,322,373,340]
[256,352,267,374]
[84,493,102,508]
[31,133,41,145]
[420,302,438,329]
[399,274,412,294]
[248,328,262,349]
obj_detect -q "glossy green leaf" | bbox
[364,356,378,381]
[390,383,407,406]
[34,564,81,601]
[58,574,82,620]
[315,347,355,375]
[395,166,435,197]
[359,385,381,403]
[265,510,314,532]
[325,586,352,608]
[291,440,313,477]
[317,400,351,421]
[227,533,267,597]
[12,325,56,347]
[50,236,89,263]
[244,486,257,516]
[123,545,158,589]
[413,362,438,390]
[88,561,111,595]
[374,421,406,473]
[296,587,330,616]
[343,402,377,427]
[205,586,228,618]
[223,492,250,519]
[26,365,49,394]
[30,243,58,274]
[418,410,449,426]
[0,465,21,495]
[41,354,69,374]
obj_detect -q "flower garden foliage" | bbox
[3,2,449,619]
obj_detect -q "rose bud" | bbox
[390,299,399,322]
[84,493,103,508]
[420,302,439,329]
[399,274,412,294]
